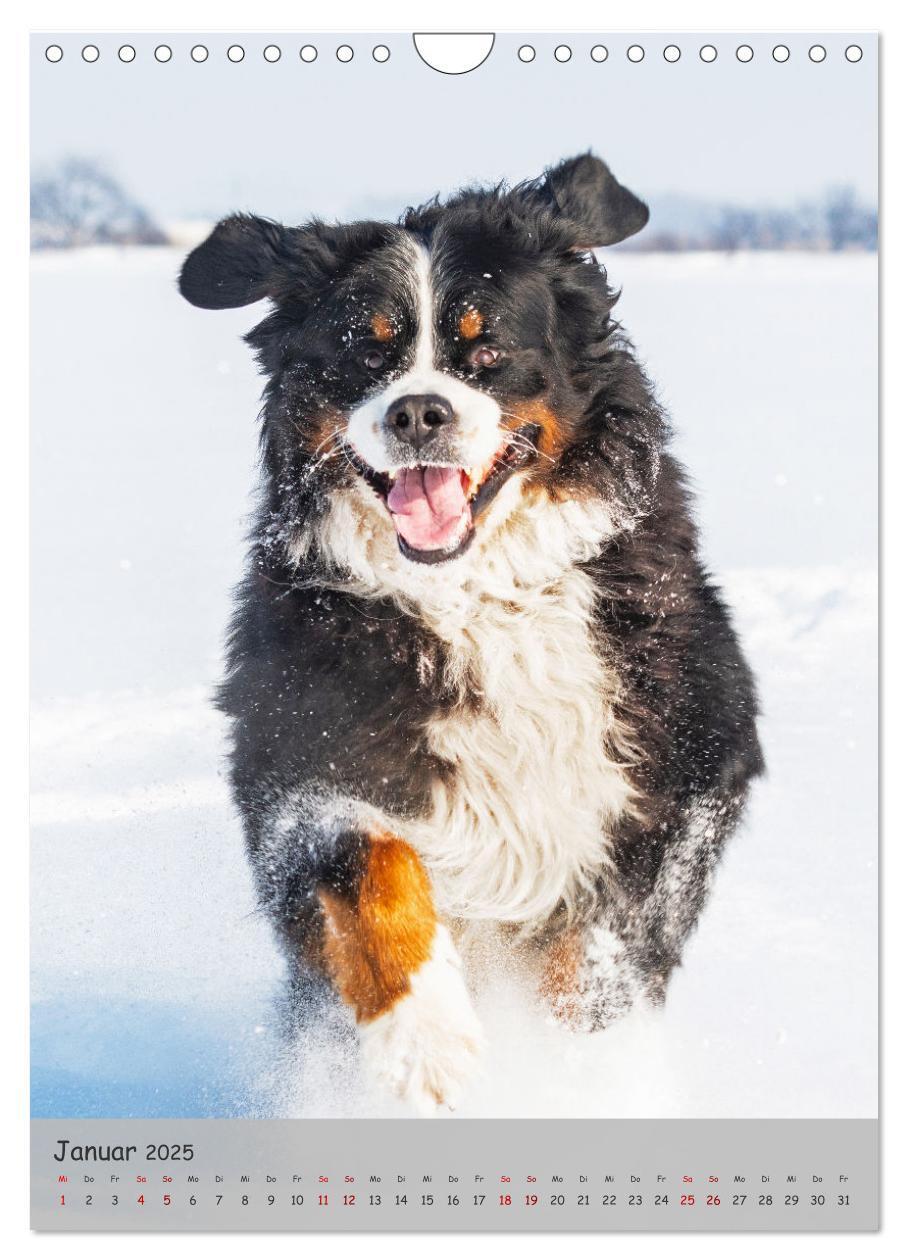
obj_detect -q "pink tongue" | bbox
[387,466,470,552]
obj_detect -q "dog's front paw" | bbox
[360,925,484,1115]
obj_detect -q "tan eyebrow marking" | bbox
[371,313,394,342]
[458,307,484,340]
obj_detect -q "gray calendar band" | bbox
[31,1118,878,1232]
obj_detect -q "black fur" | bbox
[180,154,763,1027]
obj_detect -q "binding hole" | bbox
[736,45,754,62]
[45,45,63,62]
[300,45,318,63]
[154,45,172,63]
[663,45,681,62]
[337,45,354,62]
[591,45,608,62]
[118,45,136,63]
[699,44,717,62]
[518,45,535,62]
[264,45,281,62]
[554,45,572,62]
[627,44,645,62]
[82,45,99,62]
[227,45,245,63]
[372,45,390,62]
[809,45,826,63]
[845,45,863,62]
[413,33,494,74]
[772,45,790,63]
[191,45,208,62]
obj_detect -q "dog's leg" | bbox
[540,790,747,1030]
[318,832,484,1114]
[540,918,653,1032]
[638,789,745,975]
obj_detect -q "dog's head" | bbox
[180,155,659,574]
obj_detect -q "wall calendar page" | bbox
[29,28,879,1234]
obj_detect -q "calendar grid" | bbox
[31,1118,879,1232]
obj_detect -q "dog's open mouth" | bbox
[346,424,541,564]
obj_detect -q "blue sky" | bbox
[31,32,877,225]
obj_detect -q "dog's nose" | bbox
[384,394,454,449]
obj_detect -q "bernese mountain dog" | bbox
[179,154,763,1114]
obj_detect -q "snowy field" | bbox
[31,248,877,1120]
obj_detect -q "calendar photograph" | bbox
[30,28,878,1234]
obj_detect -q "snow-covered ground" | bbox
[30,249,877,1119]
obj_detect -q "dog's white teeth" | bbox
[466,463,491,498]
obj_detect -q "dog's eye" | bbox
[468,345,502,369]
[363,351,386,371]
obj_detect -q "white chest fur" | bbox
[409,559,636,924]
[295,476,639,928]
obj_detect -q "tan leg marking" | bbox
[539,929,587,1029]
[319,835,436,1023]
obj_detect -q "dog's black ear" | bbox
[179,214,292,309]
[537,154,649,247]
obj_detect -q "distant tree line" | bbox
[31,158,167,249]
[31,158,877,253]
[628,186,877,252]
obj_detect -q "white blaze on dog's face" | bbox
[345,240,503,472]
[343,237,513,563]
